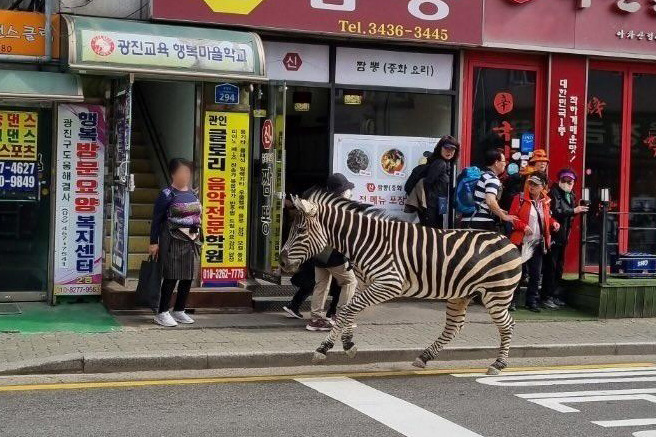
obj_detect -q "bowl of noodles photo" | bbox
[346,148,370,175]
[380,148,405,175]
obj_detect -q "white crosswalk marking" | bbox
[525,394,656,413]
[593,419,656,427]
[459,366,656,432]
[452,366,656,378]
[296,377,483,437]
[633,431,656,436]
[475,370,656,387]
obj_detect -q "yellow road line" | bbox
[0,362,652,393]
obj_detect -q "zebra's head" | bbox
[279,196,328,273]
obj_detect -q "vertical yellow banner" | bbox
[201,111,250,285]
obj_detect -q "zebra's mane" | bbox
[302,186,401,222]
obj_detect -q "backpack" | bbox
[454,167,483,215]
[404,163,428,195]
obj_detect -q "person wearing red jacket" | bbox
[508,172,560,312]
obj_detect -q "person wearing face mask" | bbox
[306,173,358,332]
[541,169,589,308]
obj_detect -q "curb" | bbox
[1,343,655,376]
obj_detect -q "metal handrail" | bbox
[132,84,171,186]
[597,207,656,284]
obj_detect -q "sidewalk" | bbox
[1,301,655,374]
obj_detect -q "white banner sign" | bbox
[333,134,438,211]
[80,30,256,73]
[264,41,330,83]
[335,47,453,90]
[54,104,107,296]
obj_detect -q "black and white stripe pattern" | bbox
[280,190,523,374]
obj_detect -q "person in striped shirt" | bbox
[462,149,517,231]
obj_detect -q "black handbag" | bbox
[135,256,162,310]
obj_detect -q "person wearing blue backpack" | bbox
[459,149,517,231]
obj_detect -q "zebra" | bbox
[279,189,524,375]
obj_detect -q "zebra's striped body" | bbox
[280,190,523,374]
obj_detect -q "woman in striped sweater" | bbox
[149,158,202,327]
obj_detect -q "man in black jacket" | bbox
[542,169,589,308]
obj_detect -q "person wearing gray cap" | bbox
[508,171,560,312]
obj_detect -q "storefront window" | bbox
[334,90,452,137]
[0,108,51,292]
[470,67,537,168]
[629,73,656,254]
[584,70,623,264]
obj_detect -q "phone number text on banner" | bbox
[201,111,249,285]
[54,104,106,296]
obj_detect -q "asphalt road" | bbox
[2,363,656,437]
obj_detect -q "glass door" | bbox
[0,108,51,295]
[250,83,286,284]
[109,79,132,285]
[584,69,624,266]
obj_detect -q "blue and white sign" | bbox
[521,133,535,153]
[215,83,240,105]
[0,160,38,200]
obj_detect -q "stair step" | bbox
[130,146,148,159]
[132,188,159,203]
[131,203,154,220]
[105,219,151,237]
[134,172,157,188]
[104,236,150,253]
[128,253,150,271]
[131,158,152,173]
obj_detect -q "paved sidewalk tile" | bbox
[0,302,655,365]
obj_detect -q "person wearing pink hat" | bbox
[542,169,589,309]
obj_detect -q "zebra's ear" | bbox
[294,198,318,217]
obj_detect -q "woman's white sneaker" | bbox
[171,311,195,324]
[154,311,178,327]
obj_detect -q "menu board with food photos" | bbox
[333,134,439,212]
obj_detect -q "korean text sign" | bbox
[484,0,656,57]
[54,104,107,296]
[333,134,437,212]
[80,30,255,74]
[202,111,250,285]
[152,0,483,46]
[335,48,453,90]
[0,11,60,57]
[0,111,38,162]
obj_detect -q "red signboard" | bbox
[151,0,483,45]
[485,0,656,56]
[547,54,587,273]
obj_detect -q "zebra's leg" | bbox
[313,281,400,364]
[481,290,515,375]
[412,297,472,369]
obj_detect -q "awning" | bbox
[0,70,83,102]
[63,15,266,82]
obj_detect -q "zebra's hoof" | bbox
[345,344,358,359]
[486,366,501,376]
[312,351,327,364]
[412,357,427,369]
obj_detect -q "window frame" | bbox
[589,60,656,253]
[461,51,548,166]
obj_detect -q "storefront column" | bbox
[546,54,587,273]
